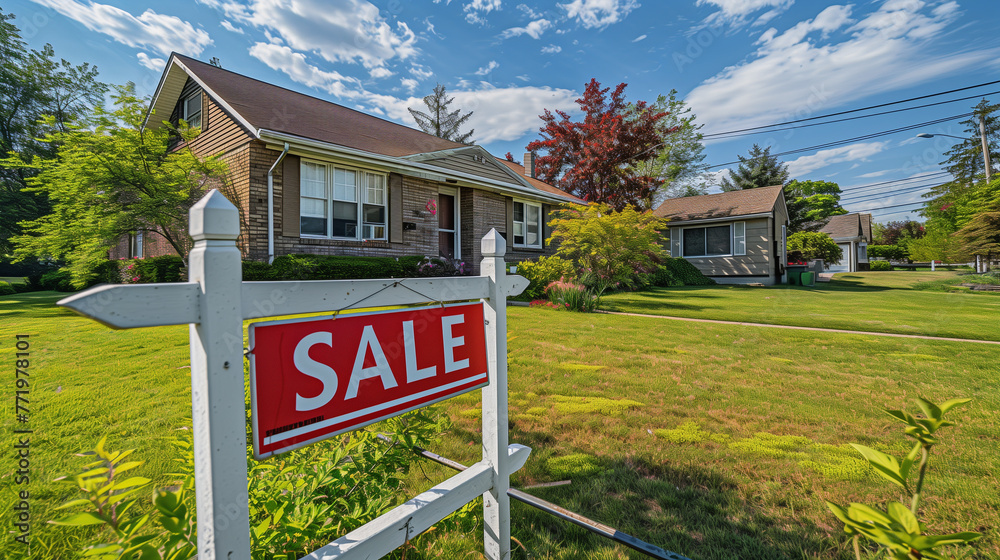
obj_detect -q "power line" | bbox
[706,113,971,169]
[701,79,1000,137]
[840,183,942,203]
[839,171,951,192]
[705,90,1000,140]
[846,200,925,213]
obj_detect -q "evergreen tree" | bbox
[719,144,789,191]
[408,84,474,143]
[0,8,106,253]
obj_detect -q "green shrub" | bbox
[642,264,683,287]
[867,244,908,261]
[414,256,471,277]
[661,257,715,285]
[92,259,120,284]
[40,269,75,291]
[870,260,892,271]
[12,281,36,293]
[242,260,274,281]
[516,255,577,300]
[270,254,418,280]
[787,232,842,265]
[0,281,15,296]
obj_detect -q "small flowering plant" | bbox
[118,256,154,284]
[425,199,438,216]
[543,277,597,312]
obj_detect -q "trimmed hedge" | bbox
[867,244,908,261]
[0,282,15,296]
[248,254,430,281]
[40,269,75,292]
[870,260,892,271]
[660,257,716,286]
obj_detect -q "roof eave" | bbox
[663,212,774,226]
[258,129,578,205]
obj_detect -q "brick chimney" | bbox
[523,151,535,179]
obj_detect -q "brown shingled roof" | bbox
[173,54,464,157]
[653,185,784,222]
[495,158,586,204]
[819,213,866,239]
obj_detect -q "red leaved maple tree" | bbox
[527,79,669,210]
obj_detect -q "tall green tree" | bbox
[719,144,789,191]
[408,83,474,143]
[784,179,847,232]
[0,8,106,254]
[11,84,231,287]
[626,90,709,205]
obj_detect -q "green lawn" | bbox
[601,271,1000,342]
[1,279,997,559]
[1,276,26,284]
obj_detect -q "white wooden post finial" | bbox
[482,228,506,258]
[187,189,251,558]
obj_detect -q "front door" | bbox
[438,189,459,259]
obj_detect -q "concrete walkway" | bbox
[600,310,1000,345]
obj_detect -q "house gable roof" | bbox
[653,185,785,223]
[147,54,464,157]
[495,158,586,204]
[820,213,867,240]
[143,54,582,205]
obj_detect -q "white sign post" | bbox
[59,189,530,560]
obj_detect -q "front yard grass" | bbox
[601,271,1000,342]
[1,284,996,559]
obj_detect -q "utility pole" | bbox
[980,114,992,181]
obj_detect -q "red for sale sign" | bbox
[249,302,488,458]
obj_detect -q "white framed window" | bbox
[182,91,202,129]
[131,230,143,259]
[513,200,542,248]
[300,160,387,240]
[681,221,746,257]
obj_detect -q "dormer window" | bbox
[182,91,202,129]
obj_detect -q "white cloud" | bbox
[560,0,639,29]
[249,42,363,98]
[686,1,996,134]
[632,34,647,42]
[410,64,434,80]
[697,0,794,29]
[474,60,499,76]
[136,52,166,71]
[517,4,542,18]
[501,18,552,39]
[369,66,394,79]
[541,44,562,54]
[787,142,887,177]
[31,0,213,56]
[857,169,893,178]
[401,78,419,92]
[248,42,578,145]
[211,0,416,76]
[220,20,244,34]
[465,0,502,25]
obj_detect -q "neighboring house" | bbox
[115,53,582,272]
[653,186,790,285]
[819,213,872,273]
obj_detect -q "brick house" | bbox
[118,53,582,272]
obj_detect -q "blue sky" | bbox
[8,0,1000,222]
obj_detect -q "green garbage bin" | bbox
[786,265,806,285]
[801,271,814,286]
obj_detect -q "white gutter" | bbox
[257,129,578,205]
[266,142,290,264]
